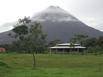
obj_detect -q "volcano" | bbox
[31,6,103,42]
[0,6,103,44]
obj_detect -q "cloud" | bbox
[79,16,103,31]
[0,0,103,32]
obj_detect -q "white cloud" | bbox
[0,0,103,32]
[79,16,103,31]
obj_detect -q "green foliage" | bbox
[87,46,103,55]
[84,38,97,47]
[97,36,103,48]
[13,25,28,36]
[48,39,61,47]
[70,34,88,44]
[9,17,47,53]
[27,22,47,53]
[9,17,47,68]
[84,36,103,54]
[70,34,103,54]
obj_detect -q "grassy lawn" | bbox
[0,53,103,77]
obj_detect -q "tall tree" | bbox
[11,17,47,68]
[27,22,46,68]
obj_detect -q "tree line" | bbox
[70,34,103,54]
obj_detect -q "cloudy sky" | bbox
[0,0,103,32]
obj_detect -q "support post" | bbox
[50,48,52,54]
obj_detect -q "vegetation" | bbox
[70,34,88,44]
[70,34,103,54]
[10,17,47,53]
[0,17,103,77]
[0,54,103,77]
[8,17,47,68]
[48,39,62,47]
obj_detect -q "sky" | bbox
[0,0,103,32]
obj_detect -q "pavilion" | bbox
[49,43,86,53]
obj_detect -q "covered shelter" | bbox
[49,43,86,53]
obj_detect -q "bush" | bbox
[87,46,103,55]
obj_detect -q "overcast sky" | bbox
[0,0,103,32]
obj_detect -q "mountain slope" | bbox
[32,6,103,42]
[0,6,103,44]
[38,21,103,42]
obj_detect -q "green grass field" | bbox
[0,53,103,77]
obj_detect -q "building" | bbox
[0,47,6,53]
[49,43,86,53]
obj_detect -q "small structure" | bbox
[49,43,86,53]
[0,48,6,53]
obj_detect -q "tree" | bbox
[48,39,61,47]
[9,17,30,52]
[84,38,97,47]
[27,22,47,68]
[97,36,103,48]
[69,42,75,52]
[71,34,88,45]
[11,17,47,68]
